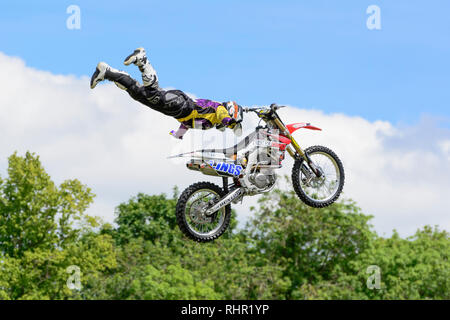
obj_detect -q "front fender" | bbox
[286,123,322,134]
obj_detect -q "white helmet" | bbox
[225,101,243,123]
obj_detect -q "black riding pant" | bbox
[105,69,194,119]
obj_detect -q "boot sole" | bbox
[91,68,101,89]
[90,68,101,89]
[90,62,107,89]
[123,49,141,65]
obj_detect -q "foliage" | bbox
[245,189,376,297]
[0,152,96,257]
[297,227,450,300]
[0,152,448,300]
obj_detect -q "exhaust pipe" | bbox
[205,188,244,216]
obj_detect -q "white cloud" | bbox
[439,140,450,162]
[0,52,449,237]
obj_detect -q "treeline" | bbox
[0,152,448,299]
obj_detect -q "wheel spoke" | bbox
[184,188,226,237]
[297,149,342,204]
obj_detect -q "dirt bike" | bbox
[169,103,345,242]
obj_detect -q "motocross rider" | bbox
[90,47,243,139]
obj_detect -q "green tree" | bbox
[129,263,220,299]
[0,152,117,300]
[246,188,375,298]
[88,192,289,300]
[302,226,450,300]
[0,152,96,257]
[1,152,448,300]
[113,193,178,244]
[0,233,117,299]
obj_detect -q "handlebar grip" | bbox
[271,104,286,110]
[243,104,286,113]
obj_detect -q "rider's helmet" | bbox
[225,101,243,124]
[224,101,243,136]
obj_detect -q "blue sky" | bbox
[1,0,449,125]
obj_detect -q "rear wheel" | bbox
[176,182,231,242]
[292,145,345,208]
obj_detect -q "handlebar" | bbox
[243,103,286,113]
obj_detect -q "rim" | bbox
[185,188,226,237]
[298,151,341,203]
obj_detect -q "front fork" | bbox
[286,143,323,178]
[274,117,322,178]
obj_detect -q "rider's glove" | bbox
[232,122,242,136]
[169,130,183,139]
[226,118,237,129]
[170,124,189,139]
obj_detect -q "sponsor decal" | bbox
[208,188,243,213]
[208,160,242,176]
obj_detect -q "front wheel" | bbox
[176,182,231,242]
[292,145,345,208]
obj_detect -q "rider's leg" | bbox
[124,48,199,119]
[90,62,149,105]
[90,61,194,119]
[123,47,159,89]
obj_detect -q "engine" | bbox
[249,168,277,189]
[238,143,280,194]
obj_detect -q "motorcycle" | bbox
[169,103,345,242]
